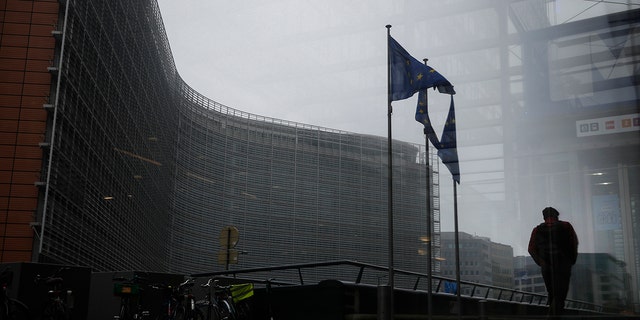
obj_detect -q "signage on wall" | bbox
[576,113,639,137]
[592,194,621,231]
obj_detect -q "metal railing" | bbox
[191,259,605,313]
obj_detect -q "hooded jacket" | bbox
[528,216,579,269]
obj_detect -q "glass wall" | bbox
[169,84,434,286]
[34,0,179,270]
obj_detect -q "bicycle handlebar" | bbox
[179,278,195,289]
[200,278,220,288]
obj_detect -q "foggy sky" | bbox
[155,0,634,255]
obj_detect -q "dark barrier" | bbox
[2,261,636,319]
[0,262,91,320]
[248,279,640,320]
[88,271,185,320]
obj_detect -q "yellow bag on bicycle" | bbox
[230,283,254,303]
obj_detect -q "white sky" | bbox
[156,1,427,144]
[155,0,635,255]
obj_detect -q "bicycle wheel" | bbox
[217,300,234,320]
[208,305,222,320]
[118,303,128,320]
[172,305,186,320]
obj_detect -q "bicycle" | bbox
[172,278,203,320]
[149,282,175,320]
[112,275,150,320]
[0,267,29,320]
[197,279,253,320]
[196,279,231,320]
[35,267,73,320]
[149,280,195,320]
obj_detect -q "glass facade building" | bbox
[0,0,439,286]
[173,86,438,279]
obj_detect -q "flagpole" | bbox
[453,180,462,320]
[422,58,433,320]
[384,24,395,320]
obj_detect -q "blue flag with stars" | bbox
[416,92,460,183]
[415,90,440,148]
[437,96,460,183]
[388,35,455,101]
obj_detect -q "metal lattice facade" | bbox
[1,0,440,284]
[171,86,438,283]
[35,0,180,270]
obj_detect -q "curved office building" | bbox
[0,0,437,281]
[175,87,434,278]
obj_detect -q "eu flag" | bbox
[388,36,455,101]
[437,96,460,183]
[415,91,440,148]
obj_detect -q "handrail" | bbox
[190,260,606,313]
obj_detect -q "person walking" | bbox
[528,207,579,318]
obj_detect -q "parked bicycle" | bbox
[196,279,230,320]
[196,279,253,320]
[149,282,174,320]
[112,274,150,320]
[35,267,73,320]
[0,267,29,320]
[171,278,203,320]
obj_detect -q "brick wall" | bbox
[0,0,59,262]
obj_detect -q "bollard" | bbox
[377,284,391,320]
[479,299,487,320]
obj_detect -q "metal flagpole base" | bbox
[377,284,392,320]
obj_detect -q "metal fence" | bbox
[192,259,605,313]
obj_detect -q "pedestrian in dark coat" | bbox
[528,207,579,318]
